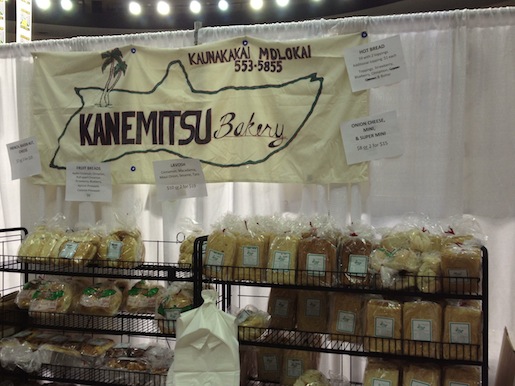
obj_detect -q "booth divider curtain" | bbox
[1,7,514,383]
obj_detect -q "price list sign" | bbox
[153,158,207,201]
[65,162,112,202]
[7,137,42,179]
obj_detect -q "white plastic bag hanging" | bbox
[167,289,240,386]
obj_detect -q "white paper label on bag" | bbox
[337,311,356,333]
[306,253,326,276]
[372,380,392,386]
[7,137,42,179]
[242,246,259,267]
[305,298,321,317]
[348,255,368,275]
[341,111,403,165]
[375,317,394,338]
[344,35,408,92]
[65,162,112,202]
[207,250,224,266]
[411,382,430,386]
[274,299,289,317]
[153,158,207,201]
[272,251,291,270]
[411,319,432,341]
[263,355,279,372]
[450,322,471,344]
[287,359,303,378]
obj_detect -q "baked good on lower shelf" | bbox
[267,288,297,330]
[327,292,364,344]
[443,365,481,385]
[293,369,330,386]
[97,229,145,268]
[125,280,165,314]
[363,359,400,386]
[236,305,270,341]
[296,290,328,333]
[443,301,482,360]
[280,349,319,386]
[364,298,402,354]
[15,278,46,309]
[338,234,373,287]
[402,363,440,386]
[156,282,194,334]
[403,300,442,358]
[256,346,283,383]
[80,336,115,358]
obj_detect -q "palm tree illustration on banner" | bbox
[98,48,128,107]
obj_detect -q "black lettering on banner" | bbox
[121,111,135,145]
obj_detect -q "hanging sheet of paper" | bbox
[343,35,408,92]
[65,162,112,202]
[341,111,404,165]
[153,159,207,201]
[7,137,42,180]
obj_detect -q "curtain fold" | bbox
[0,7,514,383]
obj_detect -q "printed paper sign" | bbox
[344,35,408,92]
[7,137,42,179]
[0,0,6,44]
[153,158,207,201]
[341,111,403,164]
[65,162,112,202]
[16,0,31,42]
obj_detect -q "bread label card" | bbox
[271,251,291,270]
[343,35,408,92]
[375,317,394,338]
[59,242,79,259]
[337,311,356,333]
[286,359,303,378]
[348,255,368,275]
[306,253,326,276]
[450,322,471,344]
[341,110,403,165]
[372,380,392,386]
[153,158,207,201]
[242,246,259,267]
[449,383,469,386]
[206,250,224,266]
[411,319,432,341]
[65,162,112,202]
[7,137,42,180]
[273,299,289,317]
[263,355,279,372]
[107,241,123,260]
[305,298,321,317]
[411,381,430,386]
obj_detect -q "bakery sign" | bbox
[30,34,369,185]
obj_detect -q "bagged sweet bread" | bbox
[80,336,115,360]
[402,363,440,386]
[57,229,101,266]
[297,235,337,287]
[267,233,300,285]
[296,290,328,333]
[96,229,145,268]
[441,241,482,294]
[77,280,123,316]
[28,279,77,316]
[256,346,283,383]
[155,282,195,334]
[338,224,375,287]
[363,358,400,386]
[267,288,297,330]
[443,365,480,386]
[15,278,46,309]
[280,349,319,386]
[364,298,402,354]
[403,300,442,358]
[293,369,330,386]
[125,280,165,314]
[235,305,271,341]
[370,248,419,290]
[204,228,237,280]
[416,251,442,293]
[327,292,364,344]
[233,224,269,283]
[443,301,482,360]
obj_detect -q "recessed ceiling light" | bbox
[218,0,228,11]
[129,1,142,15]
[250,0,263,11]
[60,0,73,11]
[35,0,51,10]
[276,0,289,7]
[190,0,201,14]
[156,0,170,15]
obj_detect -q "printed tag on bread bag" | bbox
[337,311,356,333]
[411,381,430,386]
[272,251,291,270]
[375,317,394,338]
[107,241,123,260]
[450,322,471,344]
[274,299,289,317]
[305,298,321,317]
[411,319,432,341]
[153,158,207,201]
[348,255,368,275]
[372,379,392,386]
[242,246,259,267]
[287,359,303,377]
[341,111,403,165]
[343,35,408,92]
[306,253,326,276]
[65,162,112,202]
[263,355,279,372]
[7,137,42,179]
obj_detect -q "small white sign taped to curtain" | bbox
[343,35,408,92]
[153,158,207,201]
[341,111,404,165]
[65,162,112,202]
[7,137,42,180]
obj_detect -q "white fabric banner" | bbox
[31,34,369,185]
[16,0,31,43]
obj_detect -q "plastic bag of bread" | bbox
[441,214,487,247]
[443,300,482,360]
[57,229,101,266]
[370,247,419,290]
[178,218,205,267]
[443,365,480,386]
[125,280,165,314]
[338,223,375,287]
[327,292,364,345]
[155,282,195,334]
[77,280,123,316]
[267,288,297,330]
[280,349,319,386]
[416,251,442,293]
[235,304,270,341]
[364,298,402,354]
[363,359,400,386]
[403,300,442,358]
[293,369,330,386]
[15,277,46,309]
[233,219,269,283]
[402,363,440,386]
[256,345,283,383]
[204,227,237,281]
[297,231,337,287]
[17,214,67,264]
[441,241,482,294]
[267,233,300,285]
[96,228,145,269]
[296,290,328,333]
[28,279,77,316]
[80,336,115,363]
[38,333,86,367]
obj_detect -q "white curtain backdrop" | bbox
[1,7,514,384]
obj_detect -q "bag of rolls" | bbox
[443,300,482,361]
[363,358,400,386]
[235,304,270,341]
[77,279,123,316]
[125,280,166,314]
[364,298,402,354]
[402,363,441,386]
[403,300,442,358]
[56,229,101,266]
[416,250,442,293]
[96,228,145,269]
[327,292,364,345]
[28,278,78,317]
